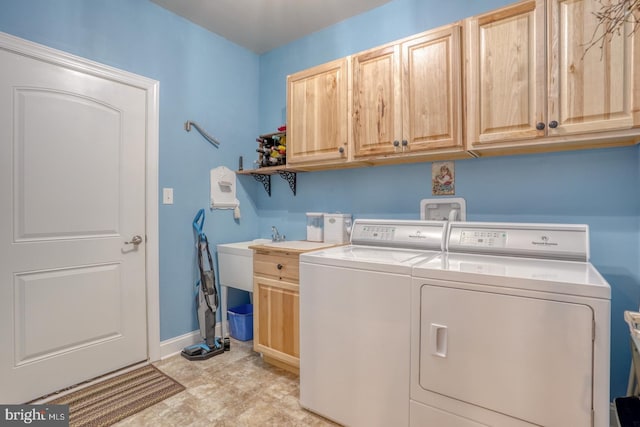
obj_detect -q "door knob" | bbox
[125,235,143,245]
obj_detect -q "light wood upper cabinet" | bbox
[352,24,463,158]
[466,0,640,151]
[352,44,402,157]
[402,26,463,152]
[465,0,545,146]
[286,58,349,166]
[547,0,637,135]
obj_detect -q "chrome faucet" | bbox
[271,226,285,242]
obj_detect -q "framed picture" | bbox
[432,161,455,196]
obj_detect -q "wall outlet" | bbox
[163,188,174,205]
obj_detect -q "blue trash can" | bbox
[228,304,253,341]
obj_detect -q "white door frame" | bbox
[0,31,161,362]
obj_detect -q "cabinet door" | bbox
[254,276,299,367]
[465,0,545,147]
[547,0,638,135]
[287,58,348,165]
[352,44,402,157]
[402,24,463,152]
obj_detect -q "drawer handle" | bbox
[277,263,283,270]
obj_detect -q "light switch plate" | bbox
[163,188,174,205]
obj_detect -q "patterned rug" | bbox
[49,364,185,426]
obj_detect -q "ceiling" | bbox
[150,0,392,54]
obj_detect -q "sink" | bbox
[217,238,270,256]
[260,240,336,251]
[217,239,270,292]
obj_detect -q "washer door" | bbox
[419,284,594,427]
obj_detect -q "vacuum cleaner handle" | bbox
[193,208,205,238]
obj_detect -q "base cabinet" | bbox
[252,248,301,374]
[254,276,299,370]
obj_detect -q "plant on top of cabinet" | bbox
[465,0,640,155]
[286,57,349,168]
[352,23,466,162]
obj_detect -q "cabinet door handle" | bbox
[393,140,400,147]
[548,120,559,129]
[338,147,345,154]
[536,122,545,130]
[277,263,283,270]
[401,140,408,147]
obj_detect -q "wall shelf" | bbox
[237,166,299,196]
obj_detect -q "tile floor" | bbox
[105,338,622,426]
[114,339,338,427]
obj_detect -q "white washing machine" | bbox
[410,222,611,427]
[299,219,447,427]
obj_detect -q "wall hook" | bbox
[185,120,221,147]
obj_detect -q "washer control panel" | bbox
[358,225,396,242]
[351,219,445,250]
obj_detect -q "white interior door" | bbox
[0,39,149,403]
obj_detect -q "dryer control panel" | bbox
[459,230,507,248]
[448,222,589,261]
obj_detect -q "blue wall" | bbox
[257,0,640,401]
[0,0,263,341]
[1,0,638,403]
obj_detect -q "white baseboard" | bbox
[159,322,227,360]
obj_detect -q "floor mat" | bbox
[49,364,185,426]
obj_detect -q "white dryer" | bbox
[299,219,446,427]
[410,222,611,427]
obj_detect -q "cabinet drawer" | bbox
[254,252,299,282]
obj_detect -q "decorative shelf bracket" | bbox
[237,166,299,196]
[252,174,271,197]
[278,171,297,196]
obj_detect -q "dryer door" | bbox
[418,283,594,427]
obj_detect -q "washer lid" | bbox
[301,245,439,274]
[413,252,610,299]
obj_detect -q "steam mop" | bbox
[181,209,228,361]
